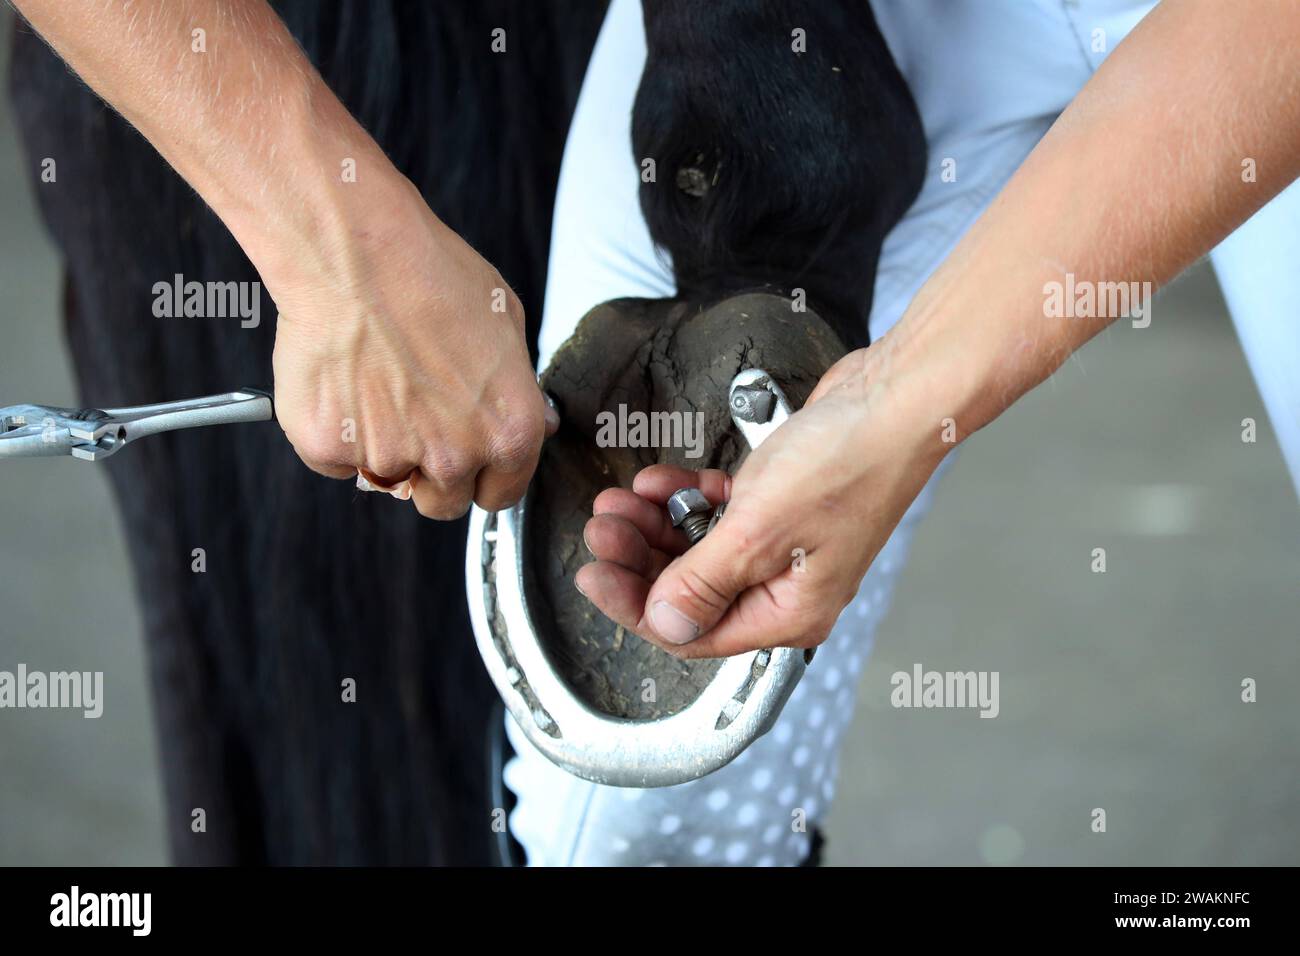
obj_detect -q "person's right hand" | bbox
[6,0,557,519]
[269,177,558,519]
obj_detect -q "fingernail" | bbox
[543,394,561,431]
[582,528,594,556]
[574,576,588,598]
[651,601,699,645]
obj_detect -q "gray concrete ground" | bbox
[1,15,1296,866]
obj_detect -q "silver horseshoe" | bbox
[465,368,805,788]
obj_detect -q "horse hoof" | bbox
[467,289,845,787]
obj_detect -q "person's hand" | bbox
[575,342,952,658]
[7,0,557,519]
[270,177,558,518]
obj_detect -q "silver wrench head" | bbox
[0,390,273,462]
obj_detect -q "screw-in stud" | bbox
[667,487,713,545]
[730,385,775,424]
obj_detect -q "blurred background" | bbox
[1,13,1296,866]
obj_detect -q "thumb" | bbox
[643,514,786,646]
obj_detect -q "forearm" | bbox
[880,0,1300,449]
[12,0,413,291]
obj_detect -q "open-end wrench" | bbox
[0,389,273,462]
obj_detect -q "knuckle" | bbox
[364,449,416,483]
[672,564,731,617]
[725,521,777,578]
[488,410,542,472]
[287,426,350,470]
[413,490,472,522]
[501,286,525,323]
[721,507,773,554]
[475,474,529,513]
[422,447,476,487]
[508,298,525,326]
[488,273,525,322]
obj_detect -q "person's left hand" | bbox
[575,344,953,658]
